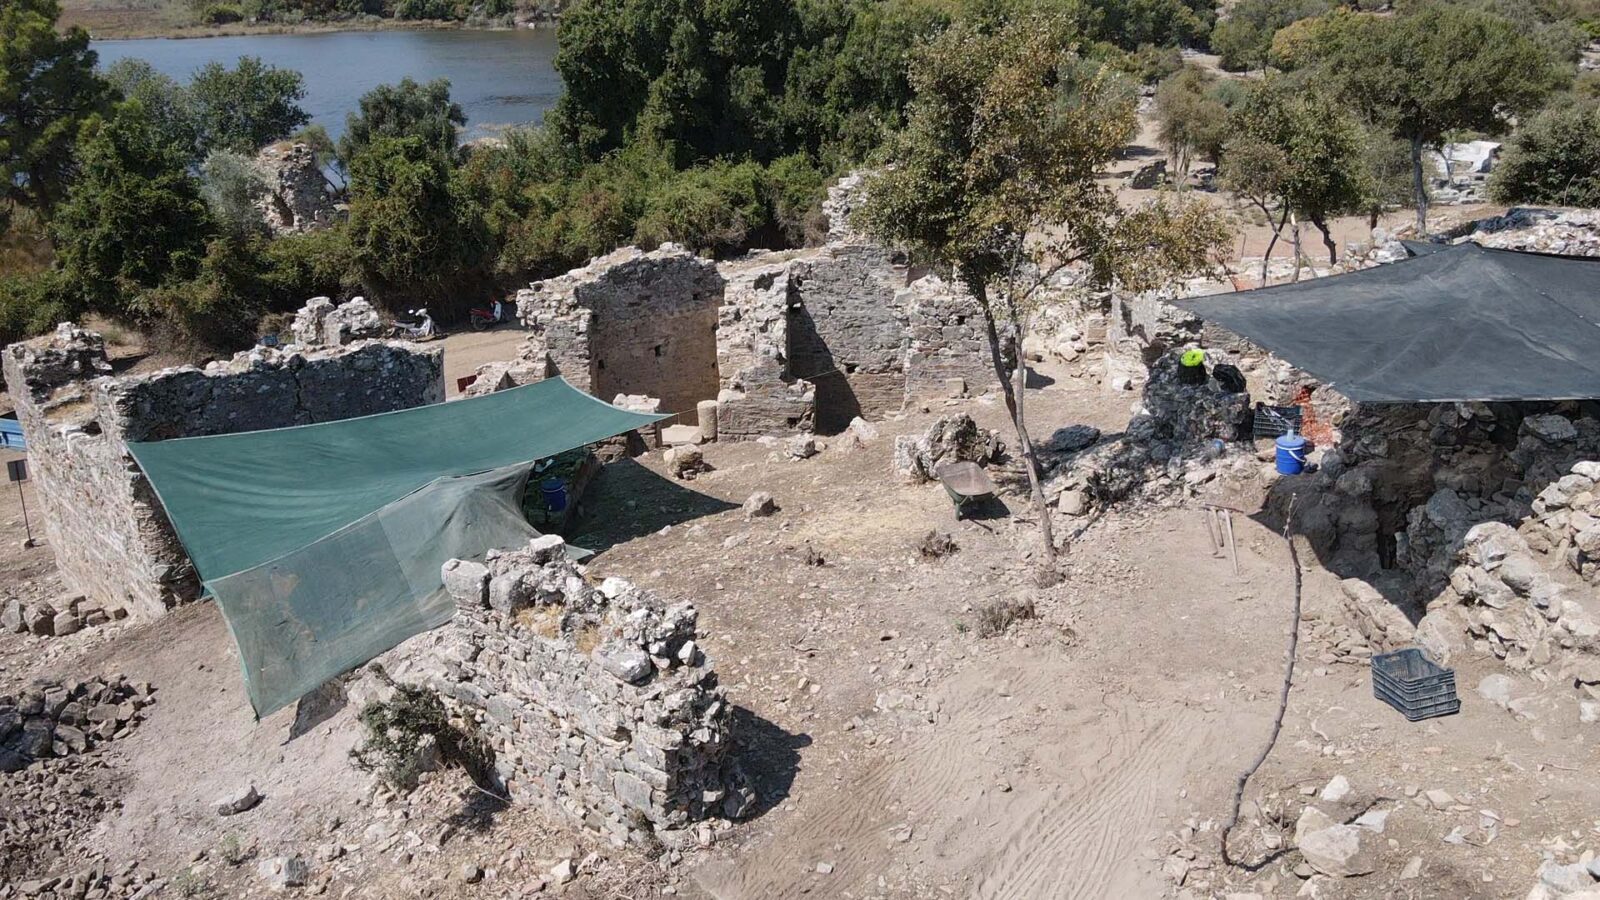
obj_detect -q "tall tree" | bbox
[1220,80,1371,281]
[102,59,200,164]
[51,101,213,313]
[345,135,486,304]
[0,0,112,220]
[340,78,465,165]
[1296,6,1565,232]
[857,17,1229,580]
[1152,65,1238,177]
[189,56,310,156]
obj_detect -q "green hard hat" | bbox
[1180,349,1206,367]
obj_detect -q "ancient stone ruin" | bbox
[499,180,995,439]
[435,535,752,846]
[254,141,339,235]
[290,296,385,347]
[2,324,444,621]
[0,674,156,772]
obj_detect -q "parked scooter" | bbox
[389,308,439,340]
[468,298,510,332]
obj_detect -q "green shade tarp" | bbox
[129,378,665,716]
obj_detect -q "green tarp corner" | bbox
[129,378,665,716]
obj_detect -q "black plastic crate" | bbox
[1371,648,1460,721]
[1252,404,1303,439]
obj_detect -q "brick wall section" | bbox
[435,537,751,846]
[2,324,444,620]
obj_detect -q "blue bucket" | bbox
[1275,433,1308,475]
[540,477,568,513]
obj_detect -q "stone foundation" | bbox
[1,324,444,620]
[434,537,751,846]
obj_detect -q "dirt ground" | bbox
[3,348,1597,899]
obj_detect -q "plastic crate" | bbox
[1371,648,1460,721]
[1252,404,1303,439]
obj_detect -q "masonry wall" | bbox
[435,537,751,845]
[518,246,723,425]
[786,246,909,432]
[2,325,445,620]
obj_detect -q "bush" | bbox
[764,153,828,246]
[351,683,485,792]
[201,4,244,23]
[1490,99,1600,206]
[0,270,75,353]
[634,160,771,255]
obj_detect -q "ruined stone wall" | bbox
[786,245,909,430]
[2,325,444,620]
[518,246,722,425]
[435,537,751,846]
[715,259,816,441]
[255,142,338,235]
[901,274,993,401]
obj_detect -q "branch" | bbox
[1220,496,1301,868]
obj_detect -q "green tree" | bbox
[103,59,200,165]
[1295,6,1565,231]
[189,56,310,155]
[199,150,270,236]
[856,17,1230,578]
[1209,0,1328,72]
[1489,97,1600,206]
[340,78,465,165]
[1220,81,1371,281]
[345,136,487,304]
[1152,65,1238,176]
[51,101,213,313]
[0,0,112,220]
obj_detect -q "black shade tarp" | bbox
[1172,242,1600,403]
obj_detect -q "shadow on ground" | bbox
[569,458,738,554]
[726,705,810,821]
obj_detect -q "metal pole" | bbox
[15,478,33,548]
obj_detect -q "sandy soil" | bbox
[3,351,1597,899]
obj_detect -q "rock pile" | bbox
[1456,207,1600,257]
[0,675,156,771]
[289,296,384,347]
[435,535,754,847]
[1420,468,1600,688]
[892,413,1004,484]
[1,594,127,637]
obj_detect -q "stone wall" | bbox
[518,245,723,425]
[901,274,993,403]
[255,142,338,235]
[786,245,910,431]
[434,536,751,846]
[715,259,816,441]
[2,324,445,620]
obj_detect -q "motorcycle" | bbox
[468,298,511,332]
[389,308,439,341]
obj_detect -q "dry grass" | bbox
[975,597,1036,637]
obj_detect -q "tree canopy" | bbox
[0,0,112,218]
[339,78,466,165]
[188,56,312,157]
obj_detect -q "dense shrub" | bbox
[1490,99,1600,206]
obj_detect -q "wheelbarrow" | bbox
[933,460,997,519]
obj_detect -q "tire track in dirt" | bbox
[693,656,1212,899]
[973,697,1206,898]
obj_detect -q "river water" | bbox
[91,29,562,142]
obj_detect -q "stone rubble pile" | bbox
[1454,207,1600,257]
[289,296,385,347]
[1,594,127,638]
[0,675,156,771]
[435,535,754,847]
[892,413,1004,484]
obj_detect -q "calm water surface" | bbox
[91,29,561,141]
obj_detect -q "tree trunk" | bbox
[971,277,1059,581]
[1259,206,1289,288]
[1312,215,1337,264]
[1289,212,1303,283]
[1410,135,1428,235]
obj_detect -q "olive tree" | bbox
[1295,5,1565,232]
[1220,79,1371,282]
[856,17,1230,579]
